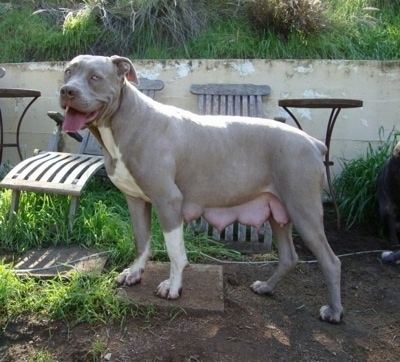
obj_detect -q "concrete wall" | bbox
[1,59,399,177]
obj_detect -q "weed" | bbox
[28,349,55,362]
[87,337,106,361]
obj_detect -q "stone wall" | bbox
[1,59,399,178]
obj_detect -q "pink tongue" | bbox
[62,108,88,132]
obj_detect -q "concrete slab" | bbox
[13,245,108,278]
[117,262,224,313]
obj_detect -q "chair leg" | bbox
[9,190,21,222]
[68,196,79,231]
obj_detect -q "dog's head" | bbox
[60,55,138,132]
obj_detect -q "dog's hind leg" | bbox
[295,218,343,323]
[251,219,298,295]
[116,196,152,286]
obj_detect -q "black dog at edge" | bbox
[377,141,400,264]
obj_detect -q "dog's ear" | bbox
[111,56,139,85]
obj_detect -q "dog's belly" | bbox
[183,193,289,232]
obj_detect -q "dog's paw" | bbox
[115,267,142,286]
[250,280,274,296]
[156,279,182,300]
[319,305,343,324]
[381,251,396,264]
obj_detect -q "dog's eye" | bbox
[91,75,101,81]
[65,69,72,76]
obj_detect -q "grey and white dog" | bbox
[60,55,343,323]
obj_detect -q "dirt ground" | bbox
[1,214,400,362]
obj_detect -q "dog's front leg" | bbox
[116,195,152,286]
[153,192,188,300]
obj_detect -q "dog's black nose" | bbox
[60,85,77,99]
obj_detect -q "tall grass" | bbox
[333,127,400,229]
[0,0,400,61]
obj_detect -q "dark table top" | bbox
[0,88,41,98]
[279,98,363,109]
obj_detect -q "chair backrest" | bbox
[190,83,271,118]
[188,83,273,249]
[78,78,165,155]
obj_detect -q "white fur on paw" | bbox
[116,268,142,286]
[250,281,273,295]
[319,305,342,324]
[381,251,393,259]
[156,279,181,300]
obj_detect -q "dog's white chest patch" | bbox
[99,127,150,202]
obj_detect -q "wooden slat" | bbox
[224,224,234,241]
[256,95,263,118]
[212,95,219,115]
[227,95,234,115]
[2,179,83,196]
[198,94,205,115]
[190,84,271,96]
[220,95,226,115]
[79,132,103,155]
[234,95,241,116]
[242,96,249,117]
[250,226,259,242]
[249,95,257,117]
[205,94,212,115]
[3,152,58,180]
[134,78,164,91]
[238,224,247,242]
[65,157,104,187]
[0,152,104,195]
[31,154,80,182]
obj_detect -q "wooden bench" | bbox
[189,83,278,253]
[0,79,164,230]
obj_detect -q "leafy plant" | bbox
[333,127,400,229]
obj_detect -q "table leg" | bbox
[282,107,303,130]
[15,96,39,160]
[325,108,342,229]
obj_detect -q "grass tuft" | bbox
[333,127,400,229]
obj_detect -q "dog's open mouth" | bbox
[62,107,99,132]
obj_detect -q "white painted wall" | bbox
[0,59,398,178]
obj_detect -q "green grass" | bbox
[333,127,400,229]
[0,262,140,329]
[0,175,245,327]
[0,0,399,62]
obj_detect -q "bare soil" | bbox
[1,213,400,362]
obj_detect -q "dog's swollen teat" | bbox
[201,193,289,232]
